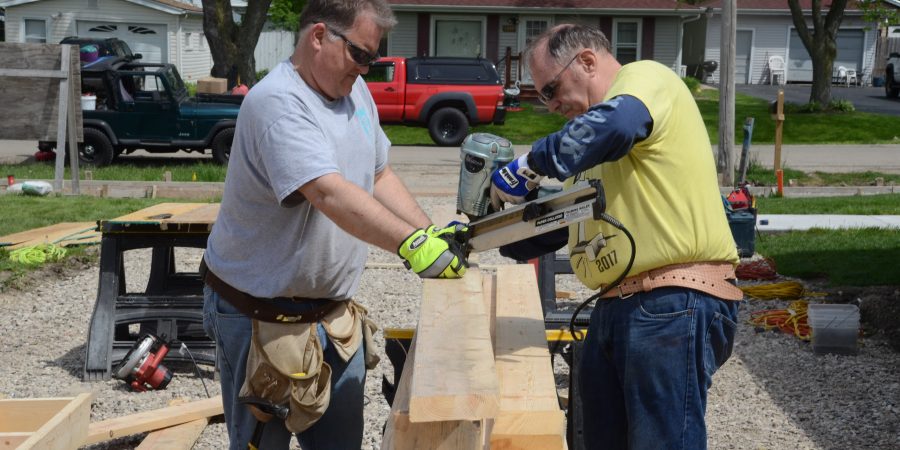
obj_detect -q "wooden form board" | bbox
[0,43,83,142]
[135,399,208,450]
[0,392,92,450]
[491,265,566,449]
[0,222,99,250]
[382,265,565,449]
[85,395,222,445]
[100,202,221,233]
[410,271,499,423]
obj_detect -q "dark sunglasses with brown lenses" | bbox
[326,25,380,67]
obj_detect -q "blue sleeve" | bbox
[529,95,653,180]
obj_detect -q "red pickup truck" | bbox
[364,56,506,146]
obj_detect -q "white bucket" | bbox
[81,95,96,111]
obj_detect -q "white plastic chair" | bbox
[768,56,786,85]
[837,66,858,87]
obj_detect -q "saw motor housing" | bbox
[113,333,173,392]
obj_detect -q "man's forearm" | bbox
[300,173,416,252]
[374,166,431,229]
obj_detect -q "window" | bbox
[432,17,485,57]
[24,19,47,43]
[612,19,641,64]
[363,62,395,83]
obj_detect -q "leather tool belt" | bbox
[599,261,744,301]
[199,259,342,323]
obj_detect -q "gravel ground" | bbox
[1,195,898,449]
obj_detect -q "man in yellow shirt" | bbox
[492,24,742,449]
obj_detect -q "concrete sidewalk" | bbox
[757,214,900,233]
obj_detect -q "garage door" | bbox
[76,21,167,63]
[787,29,863,82]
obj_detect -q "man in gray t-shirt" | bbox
[202,1,468,448]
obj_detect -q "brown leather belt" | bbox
[199,259,342,323]
[599,261,743,301]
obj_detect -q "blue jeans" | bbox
[202,286,366,450]
[579,287,738,450]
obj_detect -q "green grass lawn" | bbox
[383,102,567,145]
[695,89,900,145]
[0,193,897,289]
[386,89,900,146]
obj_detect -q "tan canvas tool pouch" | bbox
[321,300,381,370]
[239,319,331,433]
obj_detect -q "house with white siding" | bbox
[0,0,294,82]
[386,0,709,88]
[703,0,878,85]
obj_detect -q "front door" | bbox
[518,16,552,86]
[736,30,752,84]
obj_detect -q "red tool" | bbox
[113,334,173,392]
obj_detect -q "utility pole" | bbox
[718,0,736,187]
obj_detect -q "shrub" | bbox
[829,99,855,112]
[185,81,197,97]
[256,69,270,81]
[682,76,702,95]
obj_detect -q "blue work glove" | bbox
[490,154,544,209]
[398,228,468,278]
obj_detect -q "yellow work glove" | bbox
[425,222,469,246]
[398,228,467,278]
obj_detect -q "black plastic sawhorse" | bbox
[83,204,218,381]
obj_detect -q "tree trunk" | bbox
[787,0,848,107]
[809,44,836,106]
[201,0,274,87]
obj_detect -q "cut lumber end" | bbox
[491,410,566,450]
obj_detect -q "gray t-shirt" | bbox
[205,59,390,299]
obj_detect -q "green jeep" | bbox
[38,57,242,166]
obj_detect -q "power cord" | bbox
[566,212,636,342]
[179,342,211,398]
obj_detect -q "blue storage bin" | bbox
[727,208,757,257]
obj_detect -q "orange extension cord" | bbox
[742,281,827,341]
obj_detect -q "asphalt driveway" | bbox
[735,83,900,116]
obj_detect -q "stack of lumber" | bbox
[0,222,99,250]
[381,265,566,449]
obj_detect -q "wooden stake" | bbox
[773,90,785,172]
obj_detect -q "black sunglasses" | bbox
[538,53,580,105]
[326,25,380,66]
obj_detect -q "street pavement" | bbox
[735,84,900,116]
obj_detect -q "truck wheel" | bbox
[67,128,114,167]
[886,70,899,98]
[428,107,469,147]
[211,128,234,165]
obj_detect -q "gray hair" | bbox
[525,24,612,67]
[298,0,397,34]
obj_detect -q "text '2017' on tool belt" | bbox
[199,259,341,323]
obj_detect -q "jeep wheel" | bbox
[67,128,114,167]
[211,128,234,165]
[427,107,469,147]
[886,70,899,98]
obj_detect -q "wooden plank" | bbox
[134,419,207,450]
[0,432,30,449]
[105,203,212,224]
[16,393,92,450]
[490,265,566,449]
[491,410,566,449]
[0,222,98,250]
[409,270,499,423]
[85,396,223,445]
[381,336,487,450]
[0,398,72,431]
[0,69,67,78]
[165,203,220,225]
[136,399,208,450]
